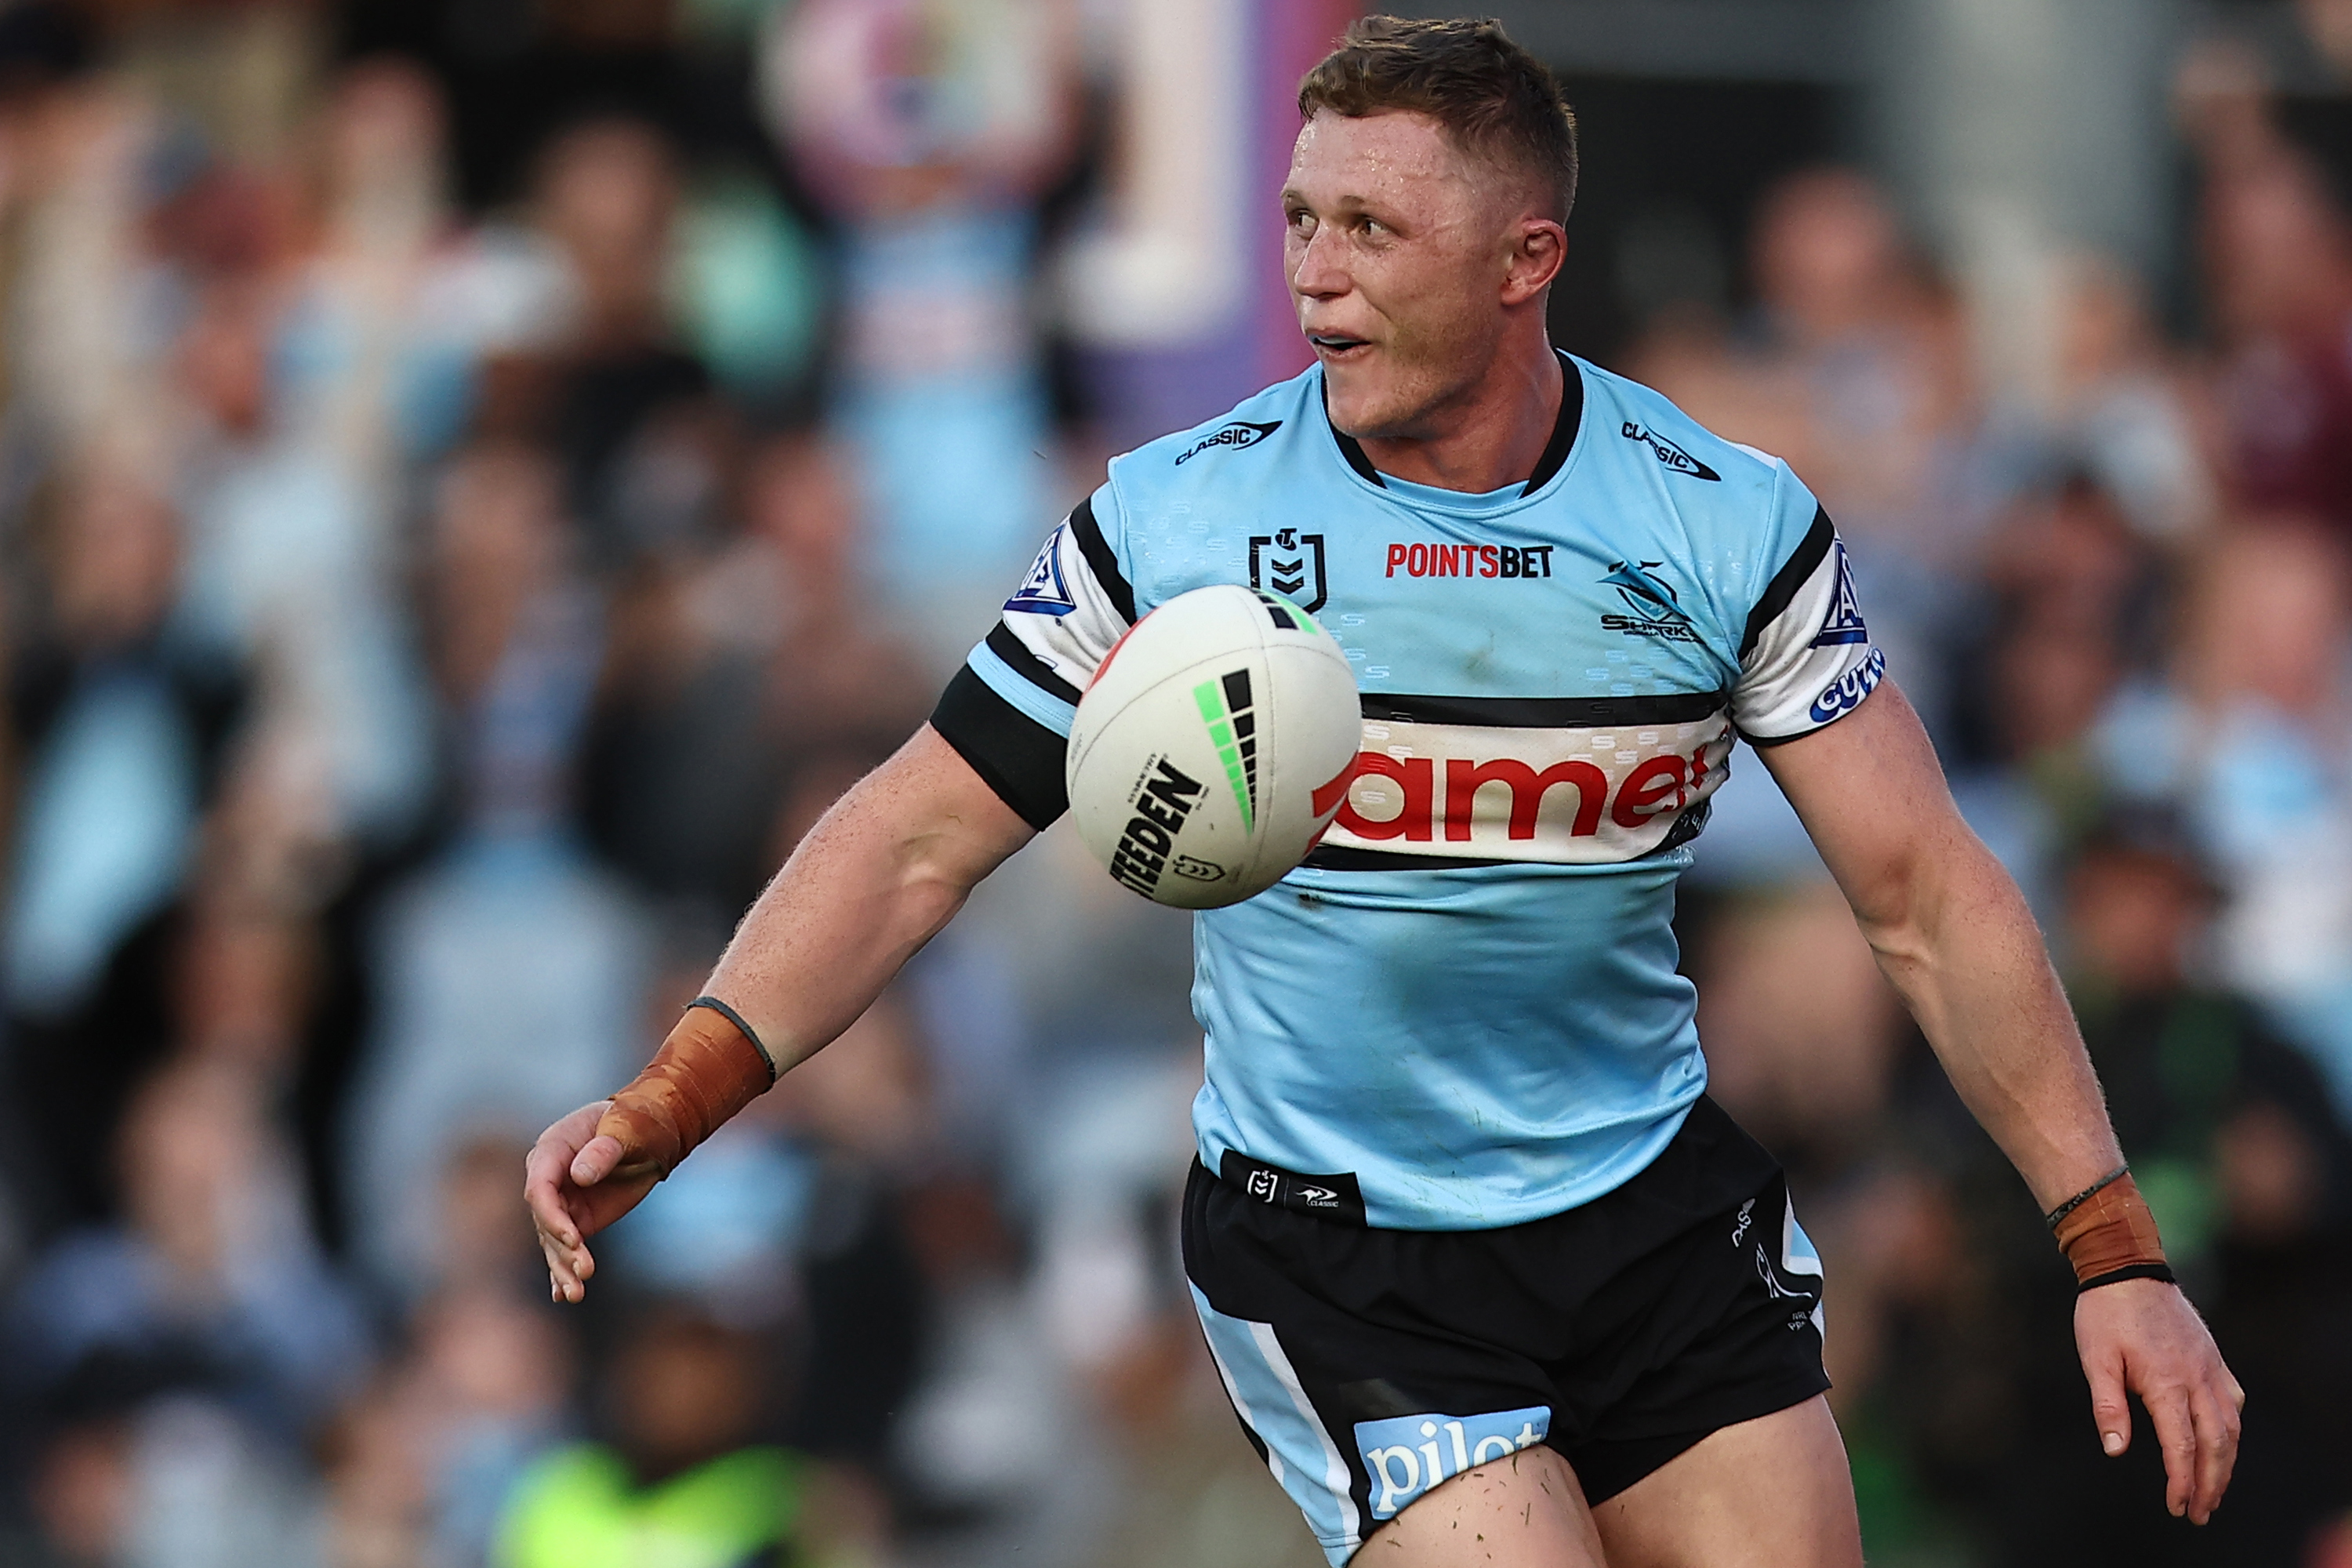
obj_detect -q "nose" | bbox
[1290,222,1348,303]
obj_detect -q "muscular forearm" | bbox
[706,725,1033,1075]
[594,727,1033,1178]
[1857,832,2121,1210]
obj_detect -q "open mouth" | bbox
[1308,333,1372,360]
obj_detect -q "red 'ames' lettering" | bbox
[1443,758,1608,840]
[1610,755,1688,828]
[1335,753,1435,841]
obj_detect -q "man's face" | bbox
[1283,111,1542,440]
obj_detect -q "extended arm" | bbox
[524,724,1034,1299]
[1759,682,2243,1523]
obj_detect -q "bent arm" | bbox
[1755,682,2116,1206]
[713,723,1037,1075]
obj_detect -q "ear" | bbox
[1501,217,1566,307]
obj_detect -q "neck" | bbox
[1356,328,1564,493]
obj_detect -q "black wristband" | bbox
[685,995,778,1080]
[2076,1261,2176,1294]
[2045,1164,2131,1230]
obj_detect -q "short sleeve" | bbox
[1731,476,1886,745]
[929,488,1136,828]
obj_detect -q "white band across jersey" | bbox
[1312,691,1733,869]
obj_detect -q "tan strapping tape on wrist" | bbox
[594,1004,773,1181]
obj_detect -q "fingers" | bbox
[2141,1381,2198,1519]
[523,1101,615,1305]
[569,1132,626,1188]
[2085,1348,2132,1458]
[2187,1383,2242,1525]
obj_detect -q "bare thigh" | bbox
[1358,1443,1605,1568]
[1592,1396,1861,1568]
[1358,1399,1858,1568]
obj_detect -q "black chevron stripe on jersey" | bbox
[986,622,1082,704]
[1068,496,1136,624]
[1362,690,1728,728]
[1739,507,1835,661]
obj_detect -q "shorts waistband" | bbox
[1214,1151,1370,1227]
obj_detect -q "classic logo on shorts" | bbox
[1599,560,1700,643]
[1355,1406,1552,1519]
[1621,420,1722,481]
[1174,419,1282,465]
[1249,527,1328,612]
[1106,758,1207,897]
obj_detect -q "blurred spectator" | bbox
[493,1297,885,1568]
[340,440,649,1294]
[2096,524,2352,1115]
[6,1057,369,1449]
[530,117,719,571]
[762,0,1081,669]
[2204,147,2352,532]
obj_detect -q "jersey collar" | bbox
[1324,349,1586,499]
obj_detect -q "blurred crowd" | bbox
[0,3,2349,1566]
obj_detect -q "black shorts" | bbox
[1181,1096,1829,1565]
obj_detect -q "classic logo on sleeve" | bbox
[1621,421,1721,481]
[1004,525,1078,615]
[1355,1406,1552,1519]
[1174,419,1282,465]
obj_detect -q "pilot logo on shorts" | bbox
[1355,1406,1552,1519]
[1249,528,1328,613]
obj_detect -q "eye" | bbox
[1286,206,1316,235]
[1357,215,1388,237]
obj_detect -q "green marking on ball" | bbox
[1192,676,1256,832]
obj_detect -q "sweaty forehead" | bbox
[1287,109,1490,209]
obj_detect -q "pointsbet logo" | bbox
[1385,543,1556,579]
[1355,1406,1552,1519]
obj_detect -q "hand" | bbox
[2075,1279,2245,1524]
[523,1100,662,1304]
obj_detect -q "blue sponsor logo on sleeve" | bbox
[1807,646,1886,724]
[1353,1405,1551,1519]
[1005,525,1078,615]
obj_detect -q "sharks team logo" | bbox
[1599,560,1700,643]
[1249,528,1329,613]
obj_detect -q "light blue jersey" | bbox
[934,354,1881,1229]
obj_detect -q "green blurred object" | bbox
[2135,1156,2218,1267]
[495,1445,810,1568]
[669,176,826,406]
[1846,1414,1984,1568]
